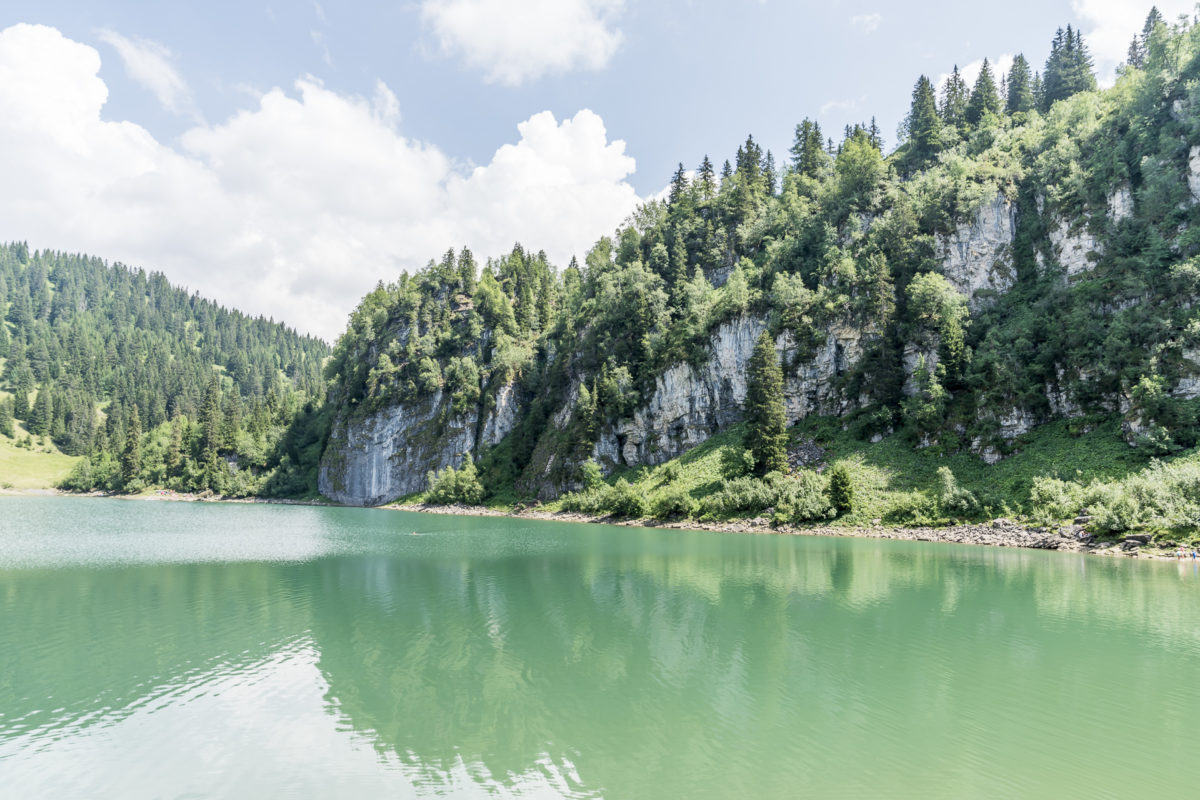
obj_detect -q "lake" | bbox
[1,496,1198,798]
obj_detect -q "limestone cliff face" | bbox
[318,382,517,506]
[593,315,867,471]
[937,193,1017,306]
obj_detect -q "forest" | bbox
[0,245,330,496]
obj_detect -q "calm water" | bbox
[1,497,1199,798]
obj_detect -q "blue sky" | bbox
[0,0,1189,338]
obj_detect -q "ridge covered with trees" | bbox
[0,245,330,495]
[322,9,1200,537]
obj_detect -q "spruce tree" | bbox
[1043,25,1096,110]
[1005,54,1035,113]
[121,404,142,487]
[965,59,1002,126]
[0,396,13,438]
[697,156,716,201]
[904,75,943,172]
[827,463,854,515]
[744,332,788,475]
[200,375,221,461]
[939,66,969,131]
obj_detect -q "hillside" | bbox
[314,12,1200,537]
[0,245,330,495]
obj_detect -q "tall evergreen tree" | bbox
[697,155,716,201]
[744,332,788,475]
[965,58,1002,125]
[904,75,943,171]
[1042,25,1096,110]
[789,119,827,179]
[0,396,12,438]
[1005,54,1035,113]
[939,66,970,131]
[121,404,142,487]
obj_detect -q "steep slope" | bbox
[321,16,1200,508]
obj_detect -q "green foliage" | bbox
[745,332,788,475]
[699,471,831,523]
[936,466,981,517]
[827,463,854,515]
[425,460,485,506]
[651,484,697,519]
[721,445,756,479]
[579,458,604,491]
[560,477,647,518]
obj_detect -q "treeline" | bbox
[0,245,330,495]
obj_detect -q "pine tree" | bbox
[668,163,689,206]
[697,155,716,201]
[827,463,854,515]
[939,66,969,131]
[200,375,221,461]
[744,332,788,475]
[904,75,943,171]
[790,119,827,179]
[1042,25,1096,110]
[0,396,13,438]
[868,116,883,151]
[121,404,142,487]
[1006,54,1035,113]
[965,58,1002,125]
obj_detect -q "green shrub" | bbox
[700,471,831,522]
[661,462,681,483]
[560,477,647,518]
[1027,476,1081,525]
[936,466,980,517]
[883,491,940,525]
[579,458,605,491]
[425,460,485,505]
[827,464,854,516]
[651,484,697,519]
[720,446,755,479]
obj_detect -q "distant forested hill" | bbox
[0,244,330,495]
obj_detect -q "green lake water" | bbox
[2,496,1199,798]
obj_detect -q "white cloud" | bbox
[96,28,199,120]
[936,54,1014,93]
[849,13,882,34]
[420,0,624,85]
[310,29,333,67]
[1072,0,1196,85]
[819,97,864,117]
[0,23,642,340]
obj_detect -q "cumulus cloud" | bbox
[420,0,624,85]
[849,13,882,34]
[1072,0,1196,85]
[96,28,199,120]
[0,23,641,340]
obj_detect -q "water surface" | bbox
[2,496,1198,798]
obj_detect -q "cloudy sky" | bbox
[0,1,1191,340]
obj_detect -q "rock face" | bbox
[593,315,867,470]
[937,193,1017,306]
[319,381,518,506]
[1189,146,1200,202]
[1109,184,1134,222]
[1049,219,1102,276]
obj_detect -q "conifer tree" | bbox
[965,58,1002,125]
[744,332,788,475]
[668,163,689,206]
[1005,54,1035,113]
[0,396,12,438]
[697,155,716,201]
[121,404,142,486]
[200,375,221,461]
[903,75,943,171]
[939,66,969,131]
[1042,25,1096,110]
[790,119,827,179]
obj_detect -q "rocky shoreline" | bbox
[391,502,1190,561]
[4,488,1187,561]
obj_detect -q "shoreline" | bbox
[2,487,1189,561]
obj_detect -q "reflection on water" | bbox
[2,497,1199,798]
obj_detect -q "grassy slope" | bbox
[538,414,1157,527]
[0,422,80,489]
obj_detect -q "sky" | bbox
[0,0,1194,341]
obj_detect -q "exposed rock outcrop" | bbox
[1189,145,1200,202]
[937,193,1016,305]
[1049,219,1103,276]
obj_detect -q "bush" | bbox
[651,484,697,519]
[425,460,485,505]
[1027,476,1081,525]
[661,462,681,483]
[579,458,605,491]
[720,446,756,479]
[827,464,854,516]
[700,471,831,522]
[936,466,980,517]
[560,477,648,518]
